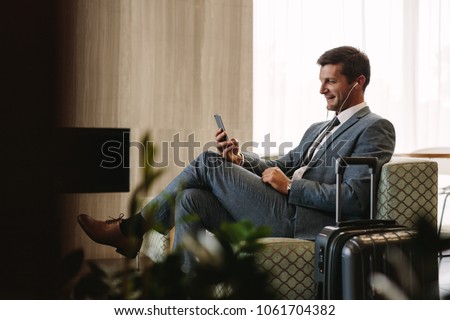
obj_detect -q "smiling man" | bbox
[78,46,395,269]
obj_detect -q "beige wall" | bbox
[58,0,253,259]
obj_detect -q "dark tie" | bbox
[302,117,340,166]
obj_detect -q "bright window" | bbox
[253,0,450,155]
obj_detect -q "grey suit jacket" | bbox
[243,106,396,239]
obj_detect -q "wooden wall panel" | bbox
[58,0,252,259]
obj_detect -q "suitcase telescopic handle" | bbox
[335,157,378,222]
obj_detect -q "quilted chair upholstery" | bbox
[254,238,315,299]
[376,157,438,229]
[139,197,171,263]
[141,228,170,262]
[253,157,438,300]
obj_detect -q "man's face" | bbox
[319,64,355,113]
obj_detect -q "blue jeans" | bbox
[140,151,296,267]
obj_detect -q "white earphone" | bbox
[337,82,359,113]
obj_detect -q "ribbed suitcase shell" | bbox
[341,229,439,299]
[314,222,405,299]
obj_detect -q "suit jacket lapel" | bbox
[310,107,371,163]
[292,120,331,169]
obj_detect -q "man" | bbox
[78,46,395,263]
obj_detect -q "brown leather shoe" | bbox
[77,213,142,258]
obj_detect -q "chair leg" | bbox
[135,253,140,271]
[439,193,450,259]
[438,193,449,237]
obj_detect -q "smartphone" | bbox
[214,113,229,141]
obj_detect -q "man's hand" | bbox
[215,128,244,165]
[262,167,291,194]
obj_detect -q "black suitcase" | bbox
[314,157,408,299]
[341,228,440,299]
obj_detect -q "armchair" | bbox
[254,157,438,299]
[140,157,438,299]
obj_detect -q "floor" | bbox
[81,253,450,299]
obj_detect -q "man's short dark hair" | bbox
[317,46,371,91]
